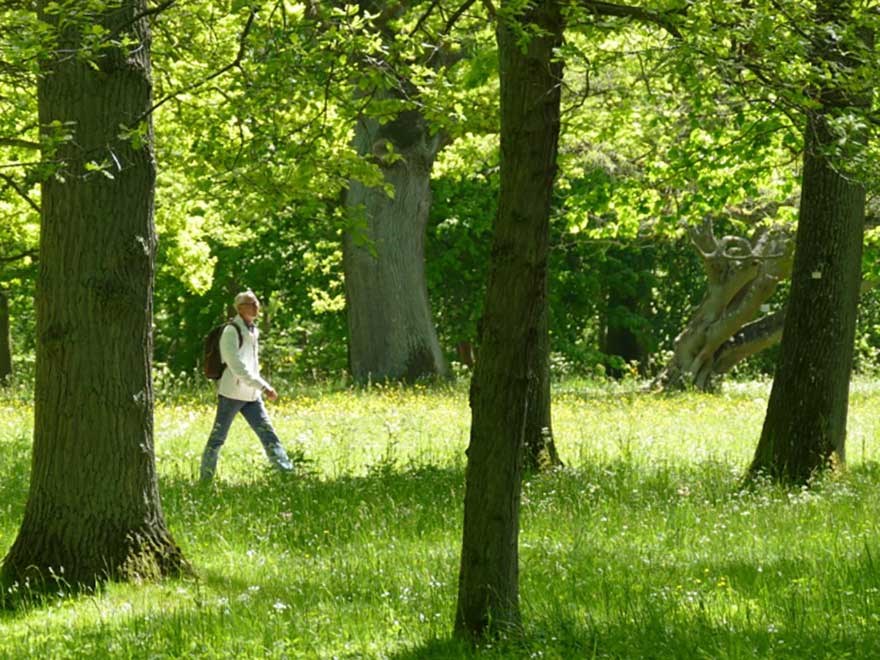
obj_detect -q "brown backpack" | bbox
[203,322,243,380]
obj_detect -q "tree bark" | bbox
[713,307,785,376]
[1,0,185,591]
[343,108,449,382]
[455,0,563,639]
[0,290,11,383]
[523,284,562,471]
[749,0,869,483]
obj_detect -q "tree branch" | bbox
[481,0,496,21]
[0,137,40,150]
[713,308,786,375]
[108,0,177,40]
[443,0,479,36]
[687,219,719,257]
[410,0,441,37]
[132,9,257,125]
[576,1,683,39]
[0,173,39,214]
[718,235,754,258]
[137,0,177,22]
[0,249,37,265]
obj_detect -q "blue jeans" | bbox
[200,395,293,481]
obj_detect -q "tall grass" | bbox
[2,378,880,658]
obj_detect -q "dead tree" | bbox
[656,220,793,391]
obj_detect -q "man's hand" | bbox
[263,386,278,401]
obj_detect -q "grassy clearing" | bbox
[2,378,880,658]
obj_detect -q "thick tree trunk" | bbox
[343,109,449,382]
[0,291,11,383]
[749,1,869,483]
[1,0,184,591]
[657,221,793,391]
[455,0,563,639]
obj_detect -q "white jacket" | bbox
[217,315,270,401]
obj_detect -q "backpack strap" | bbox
[228,321,244,348]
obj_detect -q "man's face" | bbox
[238,300,260,322]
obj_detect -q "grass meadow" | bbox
[3,378,880,658]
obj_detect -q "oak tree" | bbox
[1,0,185,591]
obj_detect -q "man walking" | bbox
[200,290,294,482]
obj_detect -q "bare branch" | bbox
[718,235,753,258]
[109,0,177,39]
[132,0,177,25]
[687,220,718,257]
[714,308,786,375]
[0,160,51,170]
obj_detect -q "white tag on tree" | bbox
[812,271,822,279]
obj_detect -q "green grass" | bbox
[3,378,880,658]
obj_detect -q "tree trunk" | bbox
[602,298,645,377]
[1,0,184,591]
[0,290,11,383]
[455,0,563,639]
[749,0,869,483]
[343,108,449,382]
[656,221,793,391]
[600,247,652,378]
[523,285,562,471]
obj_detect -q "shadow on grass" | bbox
[6,430,880,657]
[6,573,880,660]
[3,462,880,656]
[386,636,477,659]
[157,461,466,555]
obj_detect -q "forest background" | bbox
[2,0,877,389]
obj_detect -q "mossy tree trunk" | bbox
[455,0,563,639]
[1,0,185,591]
[749,0,870,483]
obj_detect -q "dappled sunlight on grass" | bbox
[3,378,880,657]
[154,382,470,484]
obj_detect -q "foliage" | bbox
[1,0,878,382]
[0,3,41,364]
[149,0,499,380]
[4,381,880,655]
[426,162,496,355]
